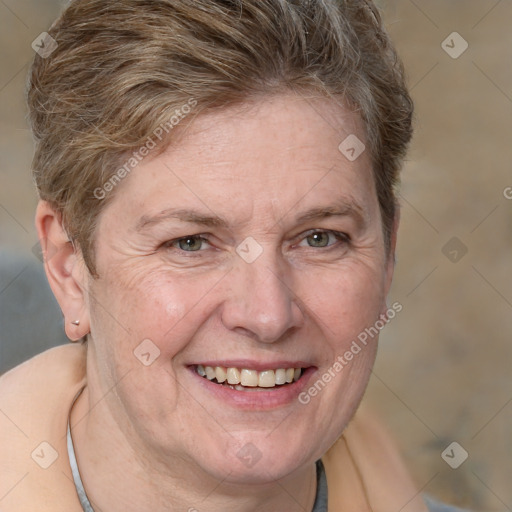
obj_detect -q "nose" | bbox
[220,254,304,343]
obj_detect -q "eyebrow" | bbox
[136,199,367,232]
[293,201,367,227]
[136,208,229,231]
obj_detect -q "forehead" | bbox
[103,93,379,230]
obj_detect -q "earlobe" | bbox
[35,200,90,341]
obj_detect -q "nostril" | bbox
[219,272,304,343]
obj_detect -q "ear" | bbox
[35,200,91,341]
[381,208,400,317]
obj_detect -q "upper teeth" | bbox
[196,365,302,388]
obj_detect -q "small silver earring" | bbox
[71,320,80,326]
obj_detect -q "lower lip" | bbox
[188,367,317,410]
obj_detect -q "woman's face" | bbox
[84,93,395,484]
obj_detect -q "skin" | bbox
[37,93,398,511]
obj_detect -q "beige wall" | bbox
[1,1,511,509]
[367,2,512,509]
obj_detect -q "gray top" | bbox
[312,459,328,512]
[424,495,473,512]
[67,419,94,512]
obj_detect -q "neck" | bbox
[69,383,318,512]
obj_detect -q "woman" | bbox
[0,1,469,510]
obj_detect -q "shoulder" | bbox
[0,344,87,511]
[0,343,86,407]
[323,405,430,511]
[1,341,85,378]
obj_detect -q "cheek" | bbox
[92,265,224,359]
[294,264,385,431]
[301,260,387,347]
[86,267,225,429]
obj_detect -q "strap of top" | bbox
[67,387,95,512]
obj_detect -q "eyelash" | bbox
[163,230,351,254]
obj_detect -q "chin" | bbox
[196,436,315,485]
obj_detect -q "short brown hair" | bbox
[28,0,413,276]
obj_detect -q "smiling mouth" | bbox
[195,365,304,391]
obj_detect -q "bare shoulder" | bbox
[0,343,86,398]
[0,344,87,511]
[0,343,87,439]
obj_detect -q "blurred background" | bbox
[0,0,511,509]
